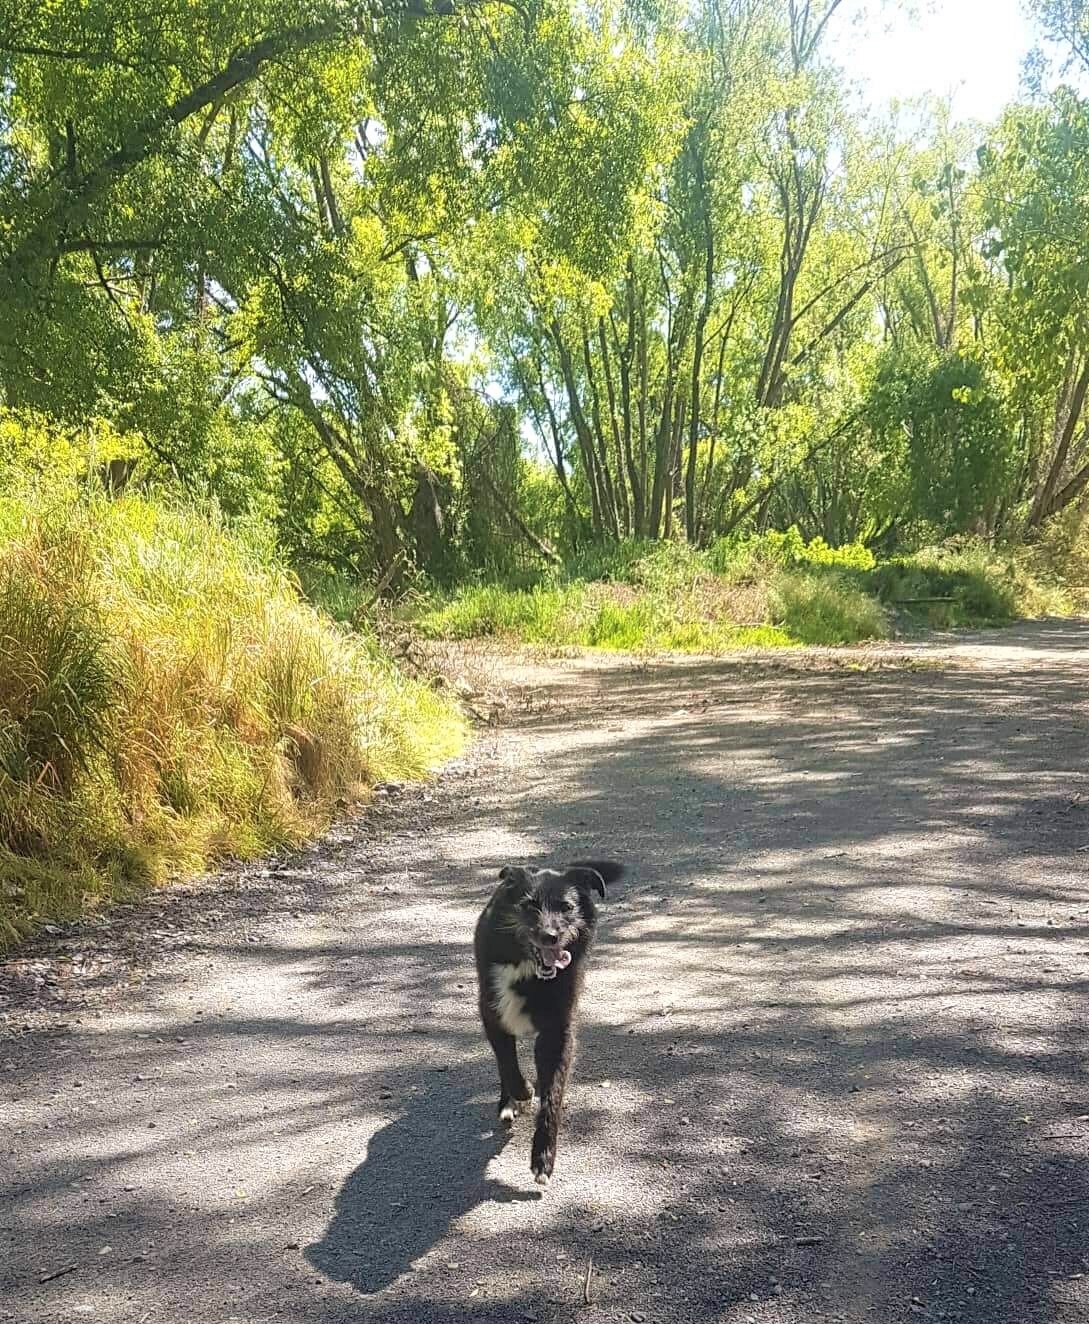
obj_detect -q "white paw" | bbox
[534,1171,551,1188]
[499,1104,517,1124]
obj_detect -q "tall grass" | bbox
[770,572,888,645]
[414,583,586,642]
[0,493,466,948]
[409,531,1071,652]
[864,544,1072,627]
[412,582,794,651]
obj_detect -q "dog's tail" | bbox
[568,859,627,888]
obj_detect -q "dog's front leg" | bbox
[482,1013,532,1123]
[531,1026,575,1185]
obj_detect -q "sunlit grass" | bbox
[0,492,466,948]
[408,533,1071,652]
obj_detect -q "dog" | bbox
[474,858,626,1185]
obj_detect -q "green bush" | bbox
[710,526,875,577]
[770,572,888,645]
[864,543,1070,625]
[567,539,693,586]
[407,529,1071,655]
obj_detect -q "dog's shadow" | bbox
[305,1066,540,1295]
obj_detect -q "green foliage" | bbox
[413,577,797,653]
[6,2,1089,579]
[566,540,713,591]
[866,544,1072,626]
[413,584,585,641]
[0,553,119,797]
[0,490,466,948]
[409,528,1070,654]
[864,344,1018,538]
[711,527,876,576]
[0,408,139,493]
[770,573,888,646]
[580,600,794,651]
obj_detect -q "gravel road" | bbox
[4,618,1089,1324]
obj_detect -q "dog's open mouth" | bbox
[533,944,572,980]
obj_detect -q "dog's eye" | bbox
[560,900,576,913]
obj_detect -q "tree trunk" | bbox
[597,320,631,536]
[686,222,714,542]
[636,283,651,533]
[550,321,605,537]
[648,384,675,539]
[1028,357,1089,529]
[580,326,622,539]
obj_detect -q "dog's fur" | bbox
[474,858,626,1185]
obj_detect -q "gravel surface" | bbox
[3,618,1089,1324]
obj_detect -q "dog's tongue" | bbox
[540,946,572,972]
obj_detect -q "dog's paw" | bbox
[530,1138,555,1186]
[499,1091,533,1124]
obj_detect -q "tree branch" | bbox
[3,3,487,281]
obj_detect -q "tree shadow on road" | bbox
[9,637,1089,1324]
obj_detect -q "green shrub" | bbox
[798,536,876,571]
[771,572,888,645]
[864,543,1069,625]
[710,526,875,578]
[565,538,712,590]
[406,531,1070,657]
[566,539,653,583]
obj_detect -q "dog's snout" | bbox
[538,924,560,942]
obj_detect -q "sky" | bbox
[833,0,1039,124]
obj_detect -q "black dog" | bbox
[474,859,626,1185]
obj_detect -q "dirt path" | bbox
[4,619,1089,1324]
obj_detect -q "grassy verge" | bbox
[0,491,466,949]
[410,533,1073,651]
[414,582,794,651]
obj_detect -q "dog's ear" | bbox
[498,864,529,891]
[564,865,608,898]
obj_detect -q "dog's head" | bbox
[494,860,624,980]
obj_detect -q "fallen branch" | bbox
[364,551,406,609]
[478,468,561,565]
[39,1264,79,1284]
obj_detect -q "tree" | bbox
[981,93,1089,531]
[1,0,669,576]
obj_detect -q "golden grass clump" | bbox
[0,493,466,948]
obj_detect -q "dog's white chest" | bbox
[490,960,537,1037]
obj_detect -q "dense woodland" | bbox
[5,0,1089,588]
